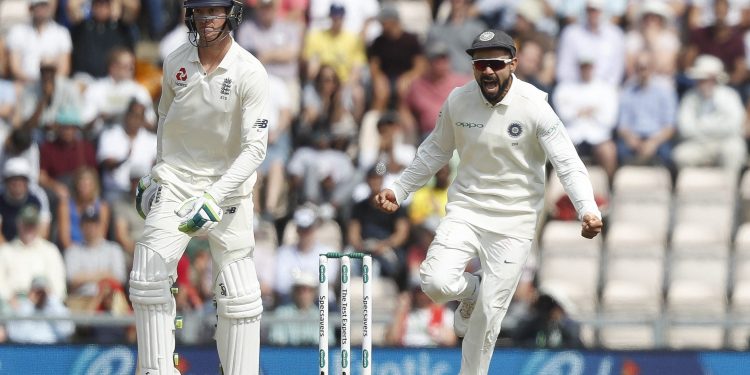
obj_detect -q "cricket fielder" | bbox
[375,29,603,374]
[129,0,269,373]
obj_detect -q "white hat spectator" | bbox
[639,0,673,21]
[585,0,605,10]
[687,55,728,83]
[293,206,318,229]
[3,157,32,180]
[291,271,318,288]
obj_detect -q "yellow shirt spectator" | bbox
[303,29,366,84]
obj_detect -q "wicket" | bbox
[319,252,373,375]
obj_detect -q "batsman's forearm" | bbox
[206,142,266,203]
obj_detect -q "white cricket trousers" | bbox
[419,216,531,375]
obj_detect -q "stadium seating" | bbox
[611,165,672,204]
[601,257,663,316]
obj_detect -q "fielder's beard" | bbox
[479,74,512,104]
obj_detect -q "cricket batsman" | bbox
[129,0,269,373]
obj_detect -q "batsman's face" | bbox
[472,48,516,104]
[193,7,228,41]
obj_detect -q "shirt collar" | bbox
[187,38,237,72]
[478,73,517,107]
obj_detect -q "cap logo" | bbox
[479,31,495,42]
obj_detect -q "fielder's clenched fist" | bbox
[581,212,603,239]
[374,188,400,213]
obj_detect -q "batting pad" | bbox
[129,244,179,375]
[214,257,263,375]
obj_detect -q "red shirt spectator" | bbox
[39,106,96,198]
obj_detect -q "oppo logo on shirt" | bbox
[455,122,485,128]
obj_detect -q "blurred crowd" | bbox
[0,0,748,349]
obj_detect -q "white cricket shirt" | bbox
[153,40,269,203]
[391,76,600,239]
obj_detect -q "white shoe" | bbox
[453,271,481,338]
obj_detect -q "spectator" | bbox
[358,112,415,186]
[385,286,457,347]
[0,128,40,186]
[236,0,304,116]
[686,0,746,29]
[111,166,147,266]
[408,164,451,229]
[299,65,357,145]
[673,55,747,172]
[427,0,487,76]
[79,48,156,132]
[83,277,135,343]
[19,62,82,137]
[287,132,357,213]
[0,157,51,243]
[5,276,74,344]
[553,56,619,180]
[307,0,380,38]
[400,42,470,141]
[267,272,333,346]
[0,76,18,139]
[38,105,97,200]
[367,5,425,112]
[255,74,293,222]
[508,1,556,53]
[512,291,584,349]
[64,207,126,299]
[348,166,410,291]
[405,224,435,289]
[514,38,555,94]
[0,204,66,302]
[302,4,367,119]
[64,0,140,26]
[158,10,188,62]
[252,220,279,310]
[96,98,157,203]
[70,0,136,79]
[616,53,678,169]
[556,0,625,86]
[684,0,747,91]
[624,1,680,82]
[57,167,110,250]
[5,0,72,85]
[273,206,337,304]
[244,0,309,24]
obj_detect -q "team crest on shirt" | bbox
[219,78,232,100]
[507,122,523,138]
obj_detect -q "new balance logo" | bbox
[252,119,268,131]
[219,283,227,296]
[226,207,237,214]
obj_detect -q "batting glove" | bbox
[175,192,223,235]
[135,174,159,219]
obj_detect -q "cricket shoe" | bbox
[453,270,482,338]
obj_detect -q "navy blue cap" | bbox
[465,29,516,57]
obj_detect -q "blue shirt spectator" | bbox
[616,55,677,168]
[6,276,74,344]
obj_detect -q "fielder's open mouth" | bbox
[481,78,499,95]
